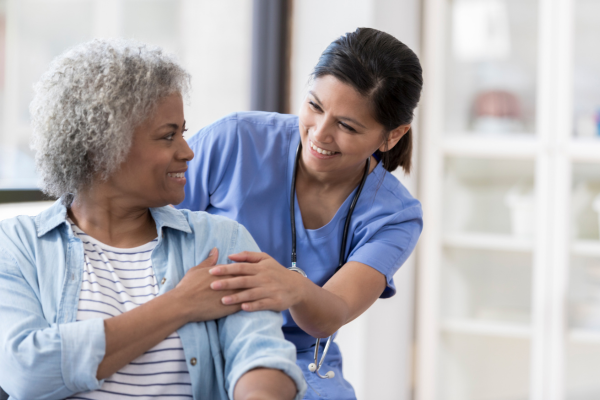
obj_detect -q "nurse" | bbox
[177,27,423,399]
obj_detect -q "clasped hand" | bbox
[173,248,242,322]
[208,252,305,312]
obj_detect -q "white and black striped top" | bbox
[66,220,193,400]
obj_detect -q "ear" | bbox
[378,124,411,152]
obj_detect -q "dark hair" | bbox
[311,27,423,173]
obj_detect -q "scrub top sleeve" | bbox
[177,116,241,212]
[348,214,423,299]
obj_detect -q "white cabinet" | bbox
[416,0,600,399]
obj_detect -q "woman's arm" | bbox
[210,252,385,338]
[98,249,243,379]
[234,368,296,400]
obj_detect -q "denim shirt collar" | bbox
[34,197,193,238]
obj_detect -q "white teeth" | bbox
[310,141,335,156]
[168,172,185,178]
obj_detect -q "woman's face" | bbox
[298,75,403,177]
[106,92,193,207]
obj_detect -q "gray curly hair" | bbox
[30,38,190,200]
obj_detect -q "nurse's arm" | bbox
[291,261,386,338]
[213,252,386,339]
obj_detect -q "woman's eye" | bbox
[165,133,175,141]
[308,101,322,112]
[339,122,357,133]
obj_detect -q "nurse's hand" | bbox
[208,251,305,312]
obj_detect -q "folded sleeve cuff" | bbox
[59,318,106,392]
[227,356,307,400]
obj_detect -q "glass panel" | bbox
[442,248,532,324]
[443,157,535,236]
[567,162,600,399]
[566,338,600,400]
[439,334,530,400]
[444,0,538,136]
[571,163,600,241]
[573,0,600,140]
[1,0,94,189]
[122,0,182,55]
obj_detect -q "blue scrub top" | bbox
[177,111,423,398]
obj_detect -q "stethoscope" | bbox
[289,143,370,379]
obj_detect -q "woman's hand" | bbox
[208,251,306,312]
[172,248,242,322]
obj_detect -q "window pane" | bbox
[573,0,600,141]
[444,0,538,136]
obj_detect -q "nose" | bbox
[177,136,194,162]
[311,117,334,144]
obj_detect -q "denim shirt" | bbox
[0,199,306,400]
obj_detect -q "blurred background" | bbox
[0,0,599,399]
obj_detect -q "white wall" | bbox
[290,1,422,398]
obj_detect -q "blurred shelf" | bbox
[441,319,531,339]
[442,134,538,159]
[443,232,533,252]
[569,139,600,163]
[569,329,600,344]
[572,240,600,257]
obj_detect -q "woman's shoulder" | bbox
[0,201,67,256]
[162,207,240,235]
[169,208,260,256]
[181,208,238,227]
[0,215,37,258]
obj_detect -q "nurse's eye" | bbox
[164,132,176,141]
[308,101,323,112]
[339,121,357,133]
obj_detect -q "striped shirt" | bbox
[66,220,193,399]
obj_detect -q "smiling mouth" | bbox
[309,140,338,156]
[167,172,185,178]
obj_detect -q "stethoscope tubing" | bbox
[289,143,370,379]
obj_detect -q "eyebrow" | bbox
[158,120,186,131]
[308,91,367,129]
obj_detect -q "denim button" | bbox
[161,277,167,285]
[190,357,197,366]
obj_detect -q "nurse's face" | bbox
[298,75,401,177]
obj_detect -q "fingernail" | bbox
[210,281,221,289]
[209,267,219,275]
[242,303,249,311]
[222,296,232,305]
[209,248,216,257]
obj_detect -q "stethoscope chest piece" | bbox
[308,337,335,379]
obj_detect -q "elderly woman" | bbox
[0,39,305,400]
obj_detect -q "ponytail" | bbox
[375,127,413,173]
